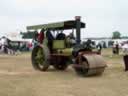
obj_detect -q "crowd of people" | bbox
[0,36,34,55]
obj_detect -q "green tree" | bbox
[112,31,121,39]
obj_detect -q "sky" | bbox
[0,0,127,39]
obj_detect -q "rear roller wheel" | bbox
[31,45,50,71]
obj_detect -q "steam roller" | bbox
[28,16,107,77]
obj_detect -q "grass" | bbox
[0,48,128,96]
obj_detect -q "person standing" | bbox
[115,42,119,54]
[97,43,102,54]
[123,41,128,71]
[0,36,8,53]
[112,42,119,55]
[38,29,45,44]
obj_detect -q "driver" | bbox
[46,29,55,52]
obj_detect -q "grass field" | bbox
[0,48,128,96]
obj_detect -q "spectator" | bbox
[115,42,119,54]
[112,42,119,55]
[97,43,102,54]
[122,42,128,54]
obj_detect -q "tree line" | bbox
[112,31,128,39]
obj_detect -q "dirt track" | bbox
[0,50,128,96]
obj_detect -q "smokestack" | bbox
[75,16,81,44]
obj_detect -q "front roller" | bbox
[31,45,50,71]
[73,54,107,76]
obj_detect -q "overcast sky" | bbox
[0,0,127,38]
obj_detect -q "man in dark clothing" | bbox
[85,39,92,51]
[46,29,55,53]
[115,43,119,54]
[123,55,128,71]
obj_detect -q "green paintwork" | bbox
[53,40,65,49]
[52,40,73,56]
[61,48,73,56]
